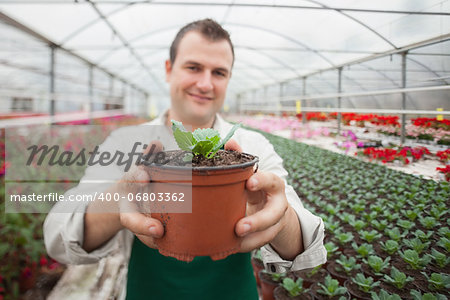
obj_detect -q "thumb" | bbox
[224,139,242,152]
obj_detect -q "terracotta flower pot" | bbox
[252,256,265,286]
[148,152,258,262]
[259,270,280,300]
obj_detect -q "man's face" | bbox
[165,31,233,127]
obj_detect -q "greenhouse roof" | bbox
[1,0,449,103]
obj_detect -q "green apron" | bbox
[126,237,258,300]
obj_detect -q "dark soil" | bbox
[326,261,354,286]
[140,150,256,167]
[380,281,414,299]
[293,268,329,289]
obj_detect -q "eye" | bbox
[214,70,226,77]
[187,66,199,71]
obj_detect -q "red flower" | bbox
[40,255,48,267]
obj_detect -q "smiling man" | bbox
[44,19,326,300]
[165,24,233,130]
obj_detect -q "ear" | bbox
[165,59,172,82]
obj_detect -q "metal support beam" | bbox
[88,64,93,121]
[237,94,242,114]
[108,75,114,109]
[279,83,284,116]
[49,46,55,118]
[401,52,407,144]
[302,77,307,124]
[337,67,342,134]
[264,86,268,107]
[241,106,450,115]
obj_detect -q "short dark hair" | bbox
[169,19,234,65]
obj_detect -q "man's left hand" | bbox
[225,140,303,260]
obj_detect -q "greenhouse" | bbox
[0,1,449,299]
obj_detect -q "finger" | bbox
[239,223,283,253]
[143,140,164,156]
[235,200,287,237]
[224,139,242,152]
[236,172,288,237]
[135,233,158,249]
[120,212,164,238]
[246,171,285,194]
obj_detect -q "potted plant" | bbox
[251,249,264,286]
[146,121,258,261]
[381,266,415,298]
[310,275,348,299]
[259,270,286,300]
[327,254,360,285]
[345,273,380,300]
[274,277,312,300]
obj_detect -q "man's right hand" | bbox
[83,141,165,252]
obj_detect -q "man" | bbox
[44,19,326,299]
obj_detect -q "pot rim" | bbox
[146,151,259,172]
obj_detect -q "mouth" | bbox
[188,92,213,102]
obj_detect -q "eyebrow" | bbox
[184,61,230,75]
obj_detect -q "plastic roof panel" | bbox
[0,0,448,107]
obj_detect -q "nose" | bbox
[196,71,213,92]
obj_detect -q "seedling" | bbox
[349,219,367,231]
[385,227,406,242]
[402,209,420,221]
[418,216,438,230]
[403,238,430,254]
[352,273,380,293]
[397,219,415,231]
[383,211,400,222]
[352,242,374,258]
[383,266,414,289]
[429,249,450,268]
[281,277,308,297]
[437,227,450,239]
[335,254,361,275]
[349,202,365,214]
[370,290,402,300]
[399,249,431,270]
[421,272,450,291]
[429,204,446,220]
[268,271,286,283]
[364,255,390,275]
[371,219,389,231]
[410,289,447,300]
[340,212,354,224]
[360,230,382,243]
[324,242,340,259]
[306,264,323,278]
[334,230,354,246]
[324,217,341,234]
[413,229,433,242]
[171,120,240,160]
[317,275,347,297]
[380,240,399,255]
[436,237,450,252]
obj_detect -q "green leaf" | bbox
[214,123,241,152]
[191,140,215,157]
[193,128,220,143]
[172,120,195,151]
